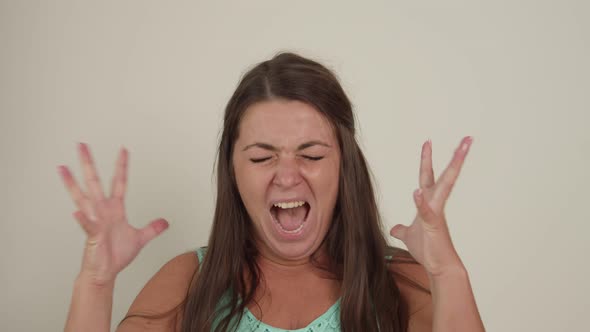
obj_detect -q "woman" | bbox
[59,52,485,331]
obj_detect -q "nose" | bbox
[272,156,303,189]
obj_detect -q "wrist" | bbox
[429,263,468,284]
[76,271,116,290]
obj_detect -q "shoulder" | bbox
[116,251,200,331]
[129,251,199,311]
[386,248,433,331]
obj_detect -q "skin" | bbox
[232,99,341,265]
[59,98,483,331]
[391,137,485,332]
[230,99,343,327]
[58,144,169,286]
[390,136,473,278]
[60,144,169,332]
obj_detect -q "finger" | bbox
[138,218,170,247]
[72,210,97,235]
[433,136,472,203]
[78,143,106,201]
[414,188,439,224]
[419,139,435,189]
[58,165,87,211]
[110,147,128,200]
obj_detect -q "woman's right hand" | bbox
[58,143,169,286]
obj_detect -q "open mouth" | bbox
[270,201,310,234]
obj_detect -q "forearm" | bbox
[64,272,114,332]
[430,266,485,332]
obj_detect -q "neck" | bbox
[255,243,335,279]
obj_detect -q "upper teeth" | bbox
[273,201,306,209]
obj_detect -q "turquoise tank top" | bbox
[195,247,342,331]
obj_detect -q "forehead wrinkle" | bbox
[242,140,332,152]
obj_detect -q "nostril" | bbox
[272,173,303,188]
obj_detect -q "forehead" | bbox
[238,99,336,146]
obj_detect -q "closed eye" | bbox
[250,156,324,163]
[250,157,272,163]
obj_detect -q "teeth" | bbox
[273,200,306,209]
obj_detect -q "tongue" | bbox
[276,205,307,231]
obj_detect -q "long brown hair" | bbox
[180,52,428,331]
[120,52,429,331]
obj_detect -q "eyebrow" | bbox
[242,140,331,152]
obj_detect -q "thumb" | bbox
[390,224,408,242]
[139,218,169,247]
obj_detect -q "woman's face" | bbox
[233,99,340,263]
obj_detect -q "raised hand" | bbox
[58,143,169,286]
[390,136,473,278]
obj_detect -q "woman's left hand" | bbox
[390,136,473,279]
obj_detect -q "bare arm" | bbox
[430,267,484,332]
[59,144,169,332]
[390,137,485,332]
[393,260,483,332]
[116,252,198,332]
[65,272,114,332]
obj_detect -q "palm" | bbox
[80,201,142,282]
[58,143,168,285]
[391,137,472,278]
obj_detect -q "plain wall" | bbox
[1,1,589,331]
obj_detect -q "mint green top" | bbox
[195,247,342,331]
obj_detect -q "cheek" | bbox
[324,169,340,205]
[234,163,271,218]
[307,160,340,206]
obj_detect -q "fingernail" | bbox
[461,137,472,152]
